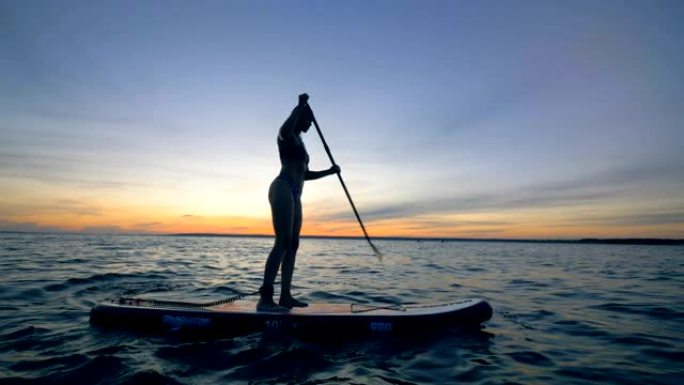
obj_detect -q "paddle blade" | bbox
[371,243,383,262]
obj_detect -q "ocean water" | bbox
[0,233,682,385]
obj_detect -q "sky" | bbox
[1,0,683,239]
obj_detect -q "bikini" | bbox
[276,134,309,198]
[275,173,302,197]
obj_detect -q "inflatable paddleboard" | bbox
[90,297,493,336]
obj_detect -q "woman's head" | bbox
[297,105,313,133]
[285,104,313,134]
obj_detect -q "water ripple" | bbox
[0,234,682,385]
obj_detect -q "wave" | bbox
[65,272,168,286]
[590,303,684,320]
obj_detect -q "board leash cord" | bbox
[350,299,475,313]
[115,290,260,309]
[350,304,407,313]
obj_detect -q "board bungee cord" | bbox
[113,289,260,309]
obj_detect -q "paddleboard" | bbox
[90,297,493,336]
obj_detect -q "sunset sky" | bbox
[2,0,683,239]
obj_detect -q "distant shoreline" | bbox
[3,231,680,246]
[166,233,684,246]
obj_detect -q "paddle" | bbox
[307,104,383,260]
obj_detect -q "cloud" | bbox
[0,199,103,218]
[0,220,62,233]
[0,152,154,190]
[133,221,163,229]
[454,228,507,235]
[0,219,162,235]
[318,187,610,223]
[3,173,151,190]
[572,211,684,227]
[81,226,132,235]
[312,161,684,228]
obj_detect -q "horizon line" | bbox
[1,230,682,246]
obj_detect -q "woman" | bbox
[258,94,340,312]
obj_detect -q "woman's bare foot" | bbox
[257,297,289,312]
[279,296,309,308]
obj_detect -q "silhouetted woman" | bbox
[258,94,340,312]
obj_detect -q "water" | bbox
[1,233,682,385]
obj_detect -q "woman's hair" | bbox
[281,104,313,132]
[295,104,314,122]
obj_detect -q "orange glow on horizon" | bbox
[3,213,683,239]
[2,198,682,239]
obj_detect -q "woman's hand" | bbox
[330,164,341,175]
[298,93,309,107]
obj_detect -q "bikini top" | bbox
[278,133,309,164]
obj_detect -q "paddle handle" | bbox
[309,110,382,258]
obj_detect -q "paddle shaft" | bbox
[309,111,381,256]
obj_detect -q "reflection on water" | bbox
[1,233,682,384]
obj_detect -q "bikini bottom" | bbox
[275,174,301,198]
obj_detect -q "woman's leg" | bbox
[258,180,293,311]
[279,197,307,307]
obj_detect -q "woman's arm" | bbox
[305,165,340,181]
[279,94,309,140]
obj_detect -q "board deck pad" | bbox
[90,297,493,336]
